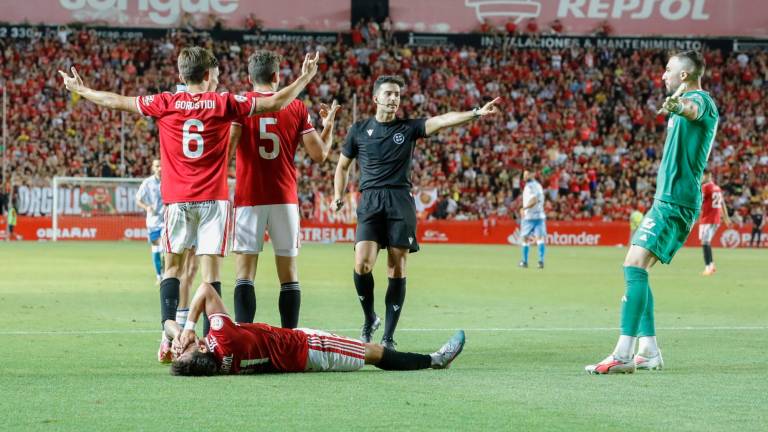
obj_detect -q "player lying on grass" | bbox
[164,283,465,376]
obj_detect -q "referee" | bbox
[333,75,500,348]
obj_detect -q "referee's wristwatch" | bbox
[472,107,481,118]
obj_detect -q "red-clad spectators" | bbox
[1,31,766,222]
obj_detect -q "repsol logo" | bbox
[557,0,711,21]
[59,0,240,26]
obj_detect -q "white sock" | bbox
[637,336,659,357]
[161,331,170,343]
[612,335,636,360]
[176,308,189,327]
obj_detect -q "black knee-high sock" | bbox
[279,282,301,328]
[383,277,406,340]
[203,282,222,336]
[703,244,713,265]
[234,279,256,323]
[375,347,431,371]
[159,278,180,327]
[354,271,376,324]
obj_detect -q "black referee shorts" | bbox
[355,188,419,253]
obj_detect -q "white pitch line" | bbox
[0,326,766,336]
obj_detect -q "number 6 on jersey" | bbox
[183,119,205,159]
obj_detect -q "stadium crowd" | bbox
[1,29,766,222]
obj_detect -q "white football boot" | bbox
[585,355,636,375]
[634,351,664,371]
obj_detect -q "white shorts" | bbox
[162,200,232,256]
[299,329,366,372]
[699,223,719,243]
[232,204,300,257]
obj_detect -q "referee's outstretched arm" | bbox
[424,97,501,136]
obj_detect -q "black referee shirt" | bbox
[341,117,427,191]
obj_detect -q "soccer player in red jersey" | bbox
[59,46,320,347]
[699,169,731,275]
[229,50,341,328]
[165,283,465,376]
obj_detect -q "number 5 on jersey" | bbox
[183,119,204,159]
[259,118,280,160]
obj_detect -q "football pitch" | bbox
[1,242,766,431]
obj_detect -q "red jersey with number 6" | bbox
[700,182,723,224]
[234,91,314,206]
[136,91,256,203]
[204,313,308,374]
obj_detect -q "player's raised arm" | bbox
[424,97,501,136]
[252,52,320,115]
[303,100,341,163]
[58,67,140,114]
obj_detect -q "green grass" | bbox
[1,242,767,431]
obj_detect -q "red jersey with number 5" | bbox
[136,91,256,203]
[700,182,723,224]
[234,91,314,206]
[204,313,308,374]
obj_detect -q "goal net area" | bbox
[15,177,145,241]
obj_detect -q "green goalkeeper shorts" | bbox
[631,200,699,264]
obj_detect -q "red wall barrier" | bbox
[3,216,764,248]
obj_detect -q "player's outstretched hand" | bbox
[58,66,86,93]
[477,97,502,116]
[332,197,344,212]
[661,96,682,114]
[657,83,686,114]
[319,100,341,128]
[301,52,320,79]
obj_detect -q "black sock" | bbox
[234,279,256,323]
[279,282,301,328]
[159,278,180,327]
[375,347,431,371]
[383,277,406,340]
[703,245,713,265]
[353,271,376,324]
[203,282,222,336]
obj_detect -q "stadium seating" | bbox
[2,30,766,221]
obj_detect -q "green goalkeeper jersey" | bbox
[654,90,718,210]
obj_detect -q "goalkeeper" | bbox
[586,51,719,374]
